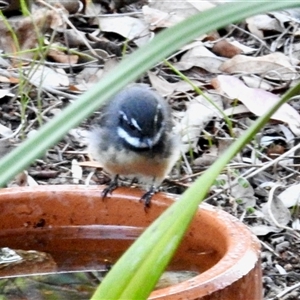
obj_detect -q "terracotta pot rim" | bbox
[0,185,261,299]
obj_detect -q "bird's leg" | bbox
[130,177,138,186]
[140,177,157,208]
[102,174,119,199]
[140,185,157,208]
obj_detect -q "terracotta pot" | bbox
[0,185,262,299]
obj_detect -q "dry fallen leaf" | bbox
[0,89,12,99]
[212,38,257,58]
[230,178,256,208]
[143,5,184,29]
[68,128,89,145]
[271,10,295,24]
[212,39,242,58]
[240,75,273,91]
[47,48,78,64]
[79,161,103,169]
[15,171,38,187]
[174,44,224,73]
[148,71,202,97]
[26,65,69,88]
[0,124,13,138]
[75,57,119,92]
[193,145,218,168]
[99,16,150,47]
[228,40,257,54]
[0,8,66,60]
[292,219,300,230]
[219,52,297,81]
[278,184,300,208]
[250,224,282,236]
[212,75,300,136]
[45,0,84,14]
[223,104,250,117]
[0,139,13,159]
[262,196,291,227]
[177,93,223,153]
[148,0,200,21]
[246,14,284,39]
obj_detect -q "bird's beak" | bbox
[140,138,154,149]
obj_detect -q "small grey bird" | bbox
[88,84,179,207]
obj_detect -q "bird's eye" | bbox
[119,111,141,133]
[119,115,136,132]
[128,122,137,131]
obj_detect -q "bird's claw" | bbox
[102,175,119,199]
[140,186,157,208]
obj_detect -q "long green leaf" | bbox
[91,2,300,300]
[0,2,298,299]
[92,82,300,299]
[0,1,296,186]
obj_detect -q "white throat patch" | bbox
[117,126,164,149]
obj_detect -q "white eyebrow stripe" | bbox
[119,110,142,131]
[154,104,162,124]
[151,125,164,145]
[119,110,128,122]
[131,118,141,131]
